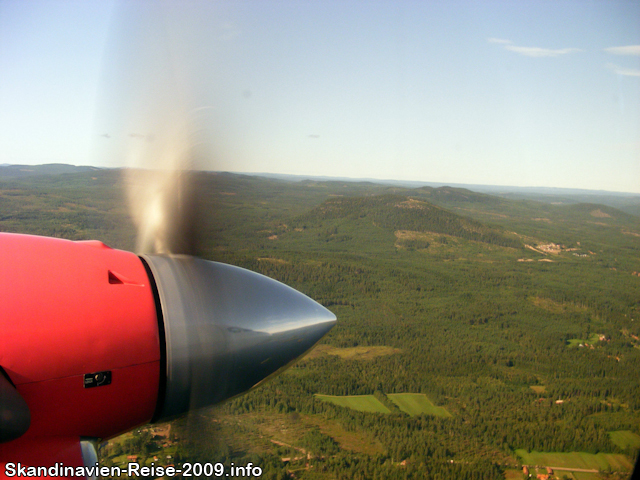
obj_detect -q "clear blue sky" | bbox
[1,0,639,193]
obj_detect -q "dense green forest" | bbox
[1,166,639,479]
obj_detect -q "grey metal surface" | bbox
[0,370,30,443]
[80,439,98,480]
[142,255,336,421]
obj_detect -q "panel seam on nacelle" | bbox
[11,361,162,386]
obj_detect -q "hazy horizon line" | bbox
[1,162,639,196]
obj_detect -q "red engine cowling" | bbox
[0,233,335,473]
[0,234,160,468]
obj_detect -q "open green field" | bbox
[386,393,452,417]
[305,344,402,361]
[609,430,640,450]
[503,469,522,480]
[314,394,391,414]
[515,449,633,472]
[572,472,600,480]
[567,333,603,348]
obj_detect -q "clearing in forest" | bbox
[567,333,603,348]
[515,449,633,472]
[503,469,523,480]
[386,393,452,417]
[609,431,640,450]
[314,394,391,414]
[572,472,600,480]
[305,345,402,360]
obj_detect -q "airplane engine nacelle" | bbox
[0,233,335,469]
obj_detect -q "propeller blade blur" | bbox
[96,1,219,255]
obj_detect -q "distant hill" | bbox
[4,164,638,216]
[244,171,640,196]
[295,194,521,248]
[407,185,507,207]
[244,171,640,217]
[0,164,102,178]
[495,191,640,217]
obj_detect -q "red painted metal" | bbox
[0,233,160,460]
[0,437,83,480]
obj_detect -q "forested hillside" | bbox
[1,167,639,480]
[293,194,521,248]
